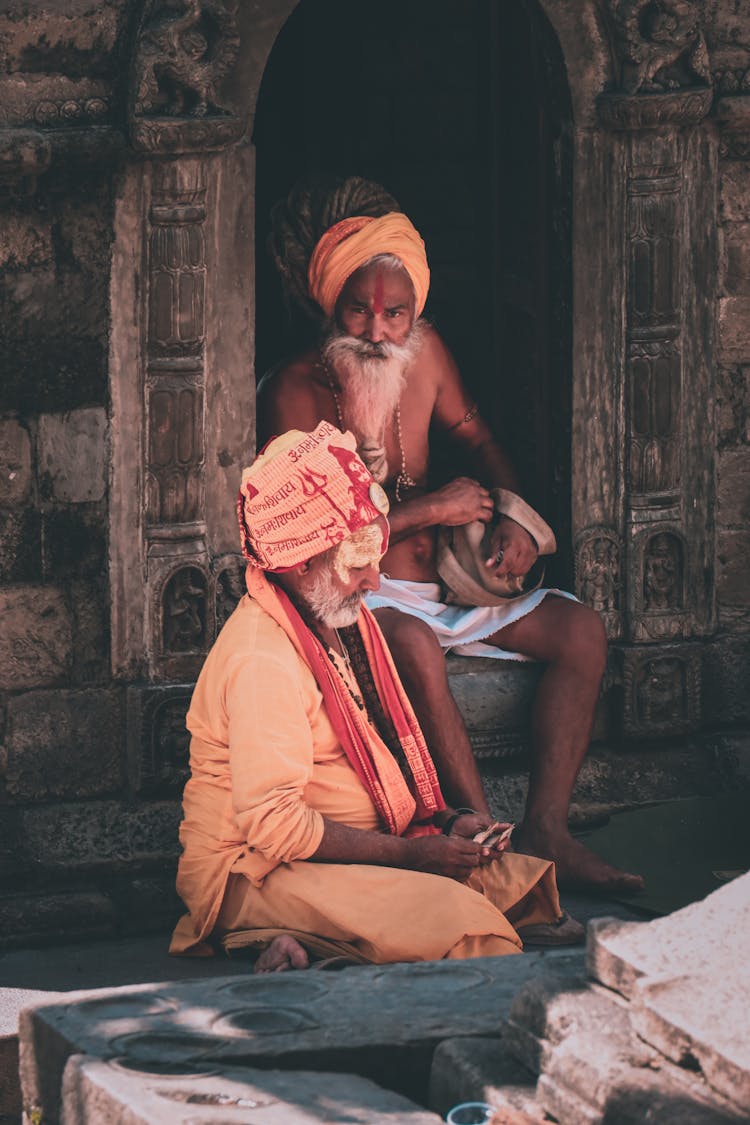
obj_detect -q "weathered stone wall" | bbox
[0,1,182,945]
[0,0,748,948]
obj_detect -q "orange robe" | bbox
[170,594,561,961]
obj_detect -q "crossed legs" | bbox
[374,598,643,893]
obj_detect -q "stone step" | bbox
[428,1036,544,1122]
[0,989,57,1121]
[587,874,750,1115]
[505,971,746,1124]
[60,1056,443,1125]
[18,951,585,1123]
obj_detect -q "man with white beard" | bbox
[257,176,643,895]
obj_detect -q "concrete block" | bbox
[0,585,71,690]
[429,1037,542,1122]
[58,1055,444,1125]
[19,800,182,872]
[0,419,32,505]
[717,449,750,526]
[19,953,584,1124]
[38,408,107,504]
[719,296,750,363]
[717,529,750,606]
[5,688,123,801]
[587,871,750,1000]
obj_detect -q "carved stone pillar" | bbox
[110,0,253,739]
[590,2,717,737]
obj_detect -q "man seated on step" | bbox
[170,423,579,971]
[257,176,643,895]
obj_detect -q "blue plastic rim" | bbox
[445,1102,494,1125]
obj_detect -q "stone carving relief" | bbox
[575,529,622,639]
[133,0,239,117]
[146,384,204,525]
[712,67,750,97]
[214,557,246,633]
[148,192,206,357]
[643,531,683,612]
[606,0,710,95]
[576,531,621,612]
[129,0,243,153]
[625,168,681,501]
[628,340,681,495]
[623,647,700,735]
[598,1,712,129]
[127,685,192,795]
[162,566,207,654]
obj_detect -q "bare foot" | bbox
[514,824,645,895]
[253,935,310,974]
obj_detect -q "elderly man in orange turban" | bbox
[170,423,579,970]
[257,176,644,897]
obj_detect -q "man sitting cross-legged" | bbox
[170,423,578,971]
[257,176,643,895]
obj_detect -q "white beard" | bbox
[322,320,425,482]
[302,565,363,628]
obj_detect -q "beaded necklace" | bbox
[326,630,366,714]
[320,360,418,502]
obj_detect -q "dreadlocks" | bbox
[268,175,402,321]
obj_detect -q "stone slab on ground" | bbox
[587,871,750,999]
[428,1036,543,1122]
[505,972,746,1125]
[19,952,584,1124]
[0,988,56,1119]
[59,1055,443,1125]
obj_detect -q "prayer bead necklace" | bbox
[326,632,366,713]
[320,360,418,502]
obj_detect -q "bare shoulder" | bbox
[257,349,328,443]
[414,322,460,386]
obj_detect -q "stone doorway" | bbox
[252,0,574,582]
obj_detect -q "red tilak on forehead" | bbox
[372,270,385,315]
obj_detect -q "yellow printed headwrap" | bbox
[307,212,430,318]
[238,422,390,571]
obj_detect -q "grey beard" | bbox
[322,320,425,482]
[302,566,363,628]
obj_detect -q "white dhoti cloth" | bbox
[366,578,577,661]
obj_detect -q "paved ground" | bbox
[0,890,644,994]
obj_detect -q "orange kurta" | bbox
[170,593,560,961]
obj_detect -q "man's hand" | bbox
[431,477,494,527]
[404,834,488,882]
[486,515,538,578]
[448,813,513,858]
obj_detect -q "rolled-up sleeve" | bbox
[225,651,325,863]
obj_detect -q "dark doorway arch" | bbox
[253,0,573,580]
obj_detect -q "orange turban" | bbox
[307,212,430,318]
[238,422,390,571]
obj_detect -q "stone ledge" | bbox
[18,952,584,1123]
[60,1056,443,1125]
